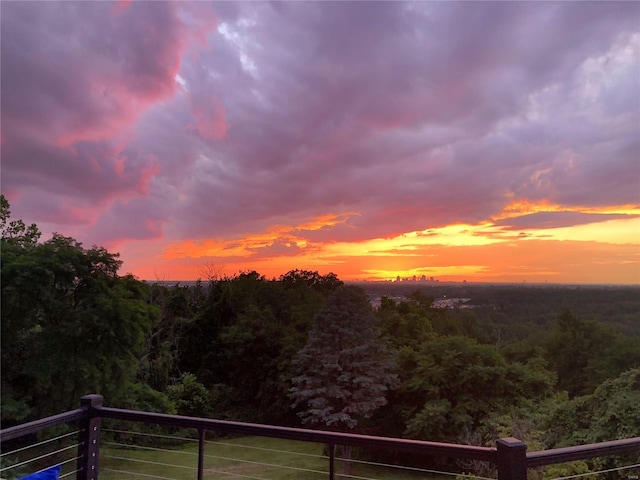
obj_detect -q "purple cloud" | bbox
[495,212,638,231]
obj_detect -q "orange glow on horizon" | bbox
[130,208,640,285]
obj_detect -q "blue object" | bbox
[18,465,61,480]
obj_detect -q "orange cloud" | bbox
[495,199,640,220]
[162,212,357,260]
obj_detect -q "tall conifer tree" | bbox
[290,285,398,432]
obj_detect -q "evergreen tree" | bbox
[290,285,398,432]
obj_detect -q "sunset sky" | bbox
[2,1,639,284]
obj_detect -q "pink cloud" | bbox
[2,2,186,147]
[110,0,132,16]
[190,96,228,140]
[0,0,201,230]
[180,2,219,50]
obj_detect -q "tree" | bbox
[1,197,159,422]
[167,373,212,418]
[544,368,640,479]
[176,270,339,424]
[0,195,40,247]
[378,295,433,350]
[398,336,556,444]
[546,309,615,396]
[290,285,398,432]
[279,269,343,294]
[139,283,196,392]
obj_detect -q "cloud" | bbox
[495,211,638,231]
[170,2,638,242]
[1,1,638,281]
[1,2,184,144]
[0,1,191,228]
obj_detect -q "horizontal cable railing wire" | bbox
[0,411,84,480]
[0,430,80,458]
[333,454,496,479]
[101,468,182,479]
[102,453,198,472]
[97,405,497,462]
[22,456,82,477]
[102,463,275,480]
[546,462,640,479]
[101,430,328,478]
[203,453,327,476]
[202,470,275,480]
[102,427,492,480]
[205,438,327,460]
[60,468,80,479]
[98,408,496,479]
[103,428,200,443]
[0,444,77,473]
[102,440,199,455]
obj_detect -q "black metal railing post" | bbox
[328,443,335,480]
[197,428,205,480]
[496,437,527,480]
[77,395,103,480]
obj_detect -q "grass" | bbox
[99,435,448,479]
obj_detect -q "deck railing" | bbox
[1,395,639,480]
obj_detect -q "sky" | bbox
[1,1,639,284]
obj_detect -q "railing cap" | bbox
[80,394,104,410]
[497,437,527,450]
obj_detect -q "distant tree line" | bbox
[2,194,639,478]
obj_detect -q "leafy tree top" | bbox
[0,194,41,247]
[279,269,343,293]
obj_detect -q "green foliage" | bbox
[378,296,434,349]
[398,336,556,444]
[175,270,339,423]
[0,195,41,247]
[546,368,640,446]
[1,197,159,423]
[139,284,196,391]
[290,286,398,431]
[542,461,596,480]
[116,382,175,414]
[167,373,212,417]
[0,455,27,480]
[546,309,616,396]
[544,368,640,478]
[279,269,343,294]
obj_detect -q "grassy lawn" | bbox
[100,435,447,479]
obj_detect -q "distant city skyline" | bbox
[2,1,638,284]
